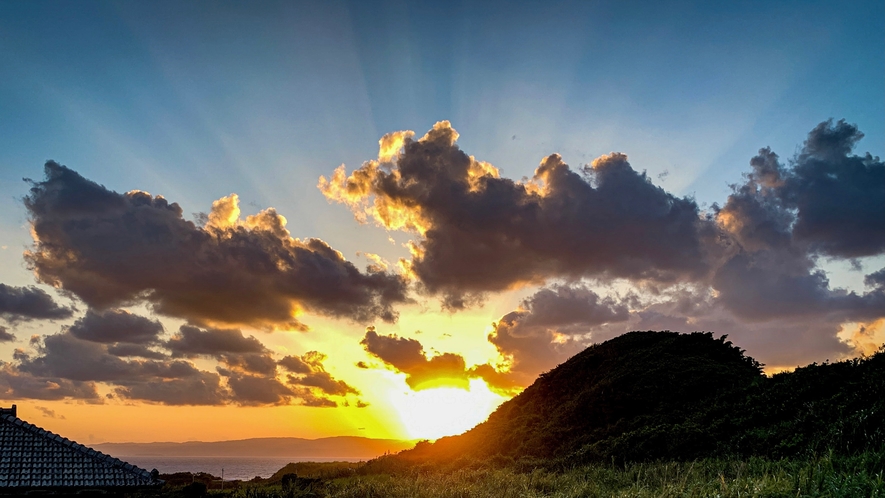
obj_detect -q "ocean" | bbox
[119,456,364,481]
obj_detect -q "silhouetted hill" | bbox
[94,436,415,458]
[387,331,884,467]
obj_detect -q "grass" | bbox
[200,452,884,498]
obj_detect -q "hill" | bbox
[385,331,884,466]
[94,436,415,458]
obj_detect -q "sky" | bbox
[0,0,882,445]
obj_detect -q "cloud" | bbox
[113,371,229,406]
[485,285,631,386]
[166,325,266,357]
[4,320,360,407]
[486,316,585,387]
[20,332,204,383]
[630,294,852,368]
[359,327,520,393]
[7,119,882,409]
[68,309,164,344]
[223,372,293,406]
[280,351,359,396]
[0,327,14,342]
[0,361,100,401]
[24,162,409,329]
[514,284,630,333]
[320,119,883,367]
[839,319,885,357]
[35,406,65,419]
[0,283,73,322]
[292,387,339,408]
[321,121,718,308]
[216,350,357,407]
[11,332,230,405]
[220,352,278,376]
[783,120,885,258]
[360,327,477,390]
[710,121,885,323]
[865,268,885,289]
[711,128,885,259]
[106,343,167,359]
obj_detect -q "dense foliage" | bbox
[378,331,884,466]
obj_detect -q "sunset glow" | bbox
[389,380,507,441]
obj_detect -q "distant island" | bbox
[94,436,416,459]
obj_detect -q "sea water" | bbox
[119,456,364,481]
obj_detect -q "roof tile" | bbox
[0,414,162,490]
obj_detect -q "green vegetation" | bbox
[157,454,884,497]
[154,331,884,497]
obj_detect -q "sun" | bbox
[388,379,508,440]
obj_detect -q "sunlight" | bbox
[388,379,508,440]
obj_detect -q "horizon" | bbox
[0,0,882,446]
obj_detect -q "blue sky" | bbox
[0,0,882,442]
[2,0,881,242]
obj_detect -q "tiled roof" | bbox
[0,410,163,490]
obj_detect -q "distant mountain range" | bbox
[95,436,416,458]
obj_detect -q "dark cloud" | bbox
[24,161,409,329]
[224,372,293,406]
[0,327,14,342]
[714,152,794,253]
[712,252,844,320]
[784,120,885,258]
[0,283,73,322]
[113,371,228,406]
[166,325,266,357]
[20,333,203,383]
[278,355,314,374]
[710,120,885,324]
[0,361,100,401]
[321,121,718,308]
[865,269,885,289]
[221,352,278,376]
[280,351,359,396]
[106,343,167,359]
[4,322,360,407]
[716,119,883,259]
[11,332,232,405]
[479,285,632,386]
[69,309,163,344]
[515,284,630,332]
[488,311,587,387]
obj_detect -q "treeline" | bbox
[367,331,884,470]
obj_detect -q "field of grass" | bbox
[175,452,884,498]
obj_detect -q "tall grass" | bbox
[221,452,883,498]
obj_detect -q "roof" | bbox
[0,406,164,491]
